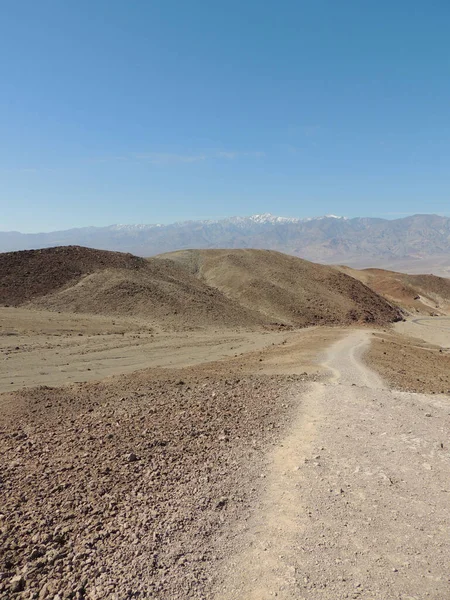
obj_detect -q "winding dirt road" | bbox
[215,331,450,599]
[395,316,450,348]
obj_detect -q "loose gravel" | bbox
[0,367,309,599]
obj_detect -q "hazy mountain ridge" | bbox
[2,214,450,272]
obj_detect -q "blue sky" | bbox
[1,1,450,232]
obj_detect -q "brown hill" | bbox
[337,266,450,315]
[159,249,402,326]
[0,246,264,329]
[0,246,146,306]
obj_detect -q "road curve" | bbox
[412,315,450,332]
[215,331,450,600]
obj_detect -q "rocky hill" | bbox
[160,249,402,326]
[0,246,264,330]
[0,246,402,329]
[338,266,450,315]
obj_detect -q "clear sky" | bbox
[2,1,450,232]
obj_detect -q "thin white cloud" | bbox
[135,153,207,166]
[89,156,128,164]
[216,151,238,159]
[0,167,57,174]
[276,143,301,154]
[244,151,265,158]
[379,212,417,216]
[87,149,265,167]
[215,150,265,160]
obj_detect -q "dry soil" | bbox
[1,307,450,599]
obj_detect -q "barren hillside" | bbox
[1,246,404,330]
[0,246,264,330]
[338,265,450,315]
[0,246,146,306]
[160,249,402,326]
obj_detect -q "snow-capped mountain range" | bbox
[107,213,346,231]
[1,213,450,273]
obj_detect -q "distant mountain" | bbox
[2,213,450,274]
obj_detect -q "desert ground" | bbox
[1,247,450,599]
[0,307,292,394]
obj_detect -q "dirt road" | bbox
[215,331,450,599]
[396,316,450,348]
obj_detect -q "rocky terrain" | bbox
[0,246,402,329]
[2,318,450,599]
[339,265,450,315]
[1,244,450,599]
[0,246,264,330]
[365,329,450,394]
[161,248,402,326]
[0,361,311,599]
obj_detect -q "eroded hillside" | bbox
[160,249,402,326]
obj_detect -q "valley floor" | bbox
[1,310,449,599]
[1,307,354,394]
[0,307,292,393]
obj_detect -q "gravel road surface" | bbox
[215,331,450,600]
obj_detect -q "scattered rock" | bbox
[0,370,303,599]
[216,497,228,509]
[10,575,25,593]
